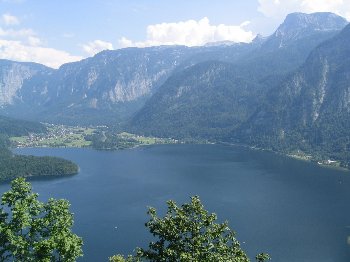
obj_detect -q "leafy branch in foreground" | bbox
[110,196,269,262]
[0,178,83,261]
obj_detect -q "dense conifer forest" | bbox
[0,116,78,181]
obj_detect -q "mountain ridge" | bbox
[0,11,349,151]
[236,23,350,166]
[129,12,348,140]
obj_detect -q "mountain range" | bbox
[130,12,348,137]
[238,20,350,163]
[1,12,350,166]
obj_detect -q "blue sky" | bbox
[0,0,349,68]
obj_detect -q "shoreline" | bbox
[12,140,350,173]
[217,141,350,172]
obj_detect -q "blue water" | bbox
[1,144,349,261]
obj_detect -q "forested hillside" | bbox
[130,61,263,139]
[0,115,46,136]
[1,12,350,168]
[129,12,348,142]
[0,116,78,181]
[237,23,350,167]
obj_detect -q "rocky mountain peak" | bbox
[252,34,267,45]
[0,60,50,106]
[270,12,348,48]
[281,12,348,32]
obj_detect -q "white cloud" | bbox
[119,37,133,48]
[0,15,82,68]
[82,40,113,56]
[0,39,82,68]
[258,0,350,20]
[27,36,41,46]
[2,13,20,25]
[118,17,255,48]
[0,27,34,38]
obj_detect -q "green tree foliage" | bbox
[0,134,78,182]
[0,115,46,137]
[0,178,83,261]
[0,154,79,182]
[109,254,134,262]
[256,253,271,262]
[87,131,138,150]
[111,196,269,262]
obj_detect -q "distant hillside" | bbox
[0,59,52,106]
[0,44,257,125]
[129,12,348,140]
[238,12,348,78]
[2,13,346,125]
[130,61,262,139]
[1,12,350,167]
[237,22,350,167]
[0,115,46,136]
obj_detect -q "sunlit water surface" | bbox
[1,144,349,261]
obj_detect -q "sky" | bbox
[0,0,349,68]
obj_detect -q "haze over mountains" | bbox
[130,12,348,137]
[1,12,350,165]
[239,20,350,163]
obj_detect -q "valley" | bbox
[8,122,344,171]
[10,124,95,148]
[1,3,350,261]
[1,12,350,171]
[1,12,348,170]
[10,124,179,150]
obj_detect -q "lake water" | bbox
[2,144,350,261]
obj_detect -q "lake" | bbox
[2,144,350,261]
